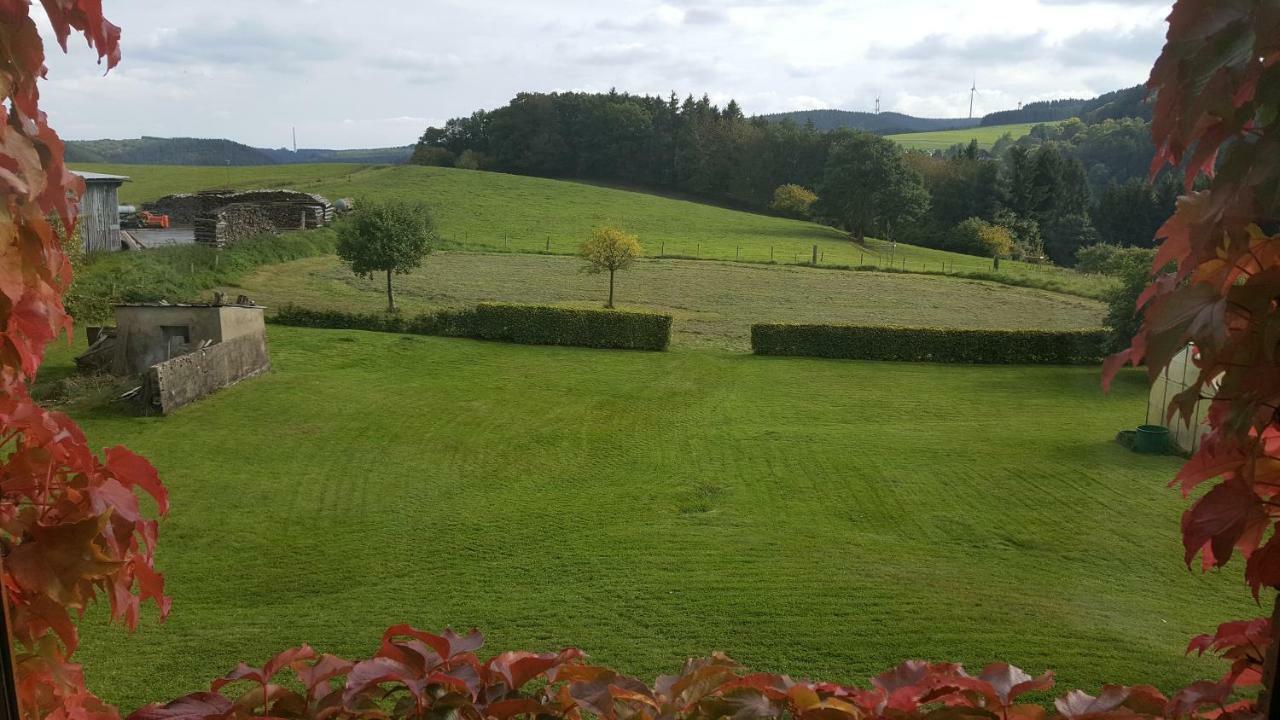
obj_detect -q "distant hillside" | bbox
[257,146,414,164]
[759,110,979,134]
[65,137,275,166]
[64,137,412,166]
[980,85,1150,126]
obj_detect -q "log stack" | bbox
[194,204,280,248]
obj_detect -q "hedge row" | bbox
[272,303,672,351]
[750,324,1109,364]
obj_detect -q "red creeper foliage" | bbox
[0,2,169,720]
[1,1,1275,719]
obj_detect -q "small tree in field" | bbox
[336,200,436,312]
[580,227,641,308]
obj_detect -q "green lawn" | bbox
[55,327,1249,711]
[73,163,1113,299]
[887,123,1045,151]
[226,252,1105,350]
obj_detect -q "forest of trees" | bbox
[412,89,1165,266]
[979,85,1151,127]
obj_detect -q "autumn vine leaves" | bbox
[0,3,169,720]
[0,1,1276,719]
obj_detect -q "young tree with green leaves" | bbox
[336,199,437,312]
[579,227,641,308]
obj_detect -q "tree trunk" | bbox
[607,269,615,309]
[385,269,395,312]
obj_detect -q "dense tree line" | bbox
[413,90,833,210]
[414,90,1166,266]
[979,85,1150,127]
[910,116,1176,264]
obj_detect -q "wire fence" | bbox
[438,232,1113,296]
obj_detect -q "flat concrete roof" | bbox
[72,170,130,183]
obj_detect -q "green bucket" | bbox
[1134,425,1170,455]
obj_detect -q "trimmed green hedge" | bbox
[468,303,670,350]
[750,324,1109,364]
[273,303,671,351]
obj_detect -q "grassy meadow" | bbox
[49,327,1249,711]
[75,163,1114,299]
[225,252,1105,350]
[887,123,1044,151]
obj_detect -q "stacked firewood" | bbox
[194,204,279,248]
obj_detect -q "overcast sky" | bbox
[36,0,1171,150]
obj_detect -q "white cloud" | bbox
[36,0,1169,148]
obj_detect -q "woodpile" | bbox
[194,204,280,248]
[145,189,335,228]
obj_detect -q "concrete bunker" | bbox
[79,301,271,414]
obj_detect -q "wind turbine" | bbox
[968,77,978,120]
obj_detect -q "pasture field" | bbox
[225,252,1105,350]
[74,163,1113,299]
[887,123,1045,151]
[47,327,1248,711]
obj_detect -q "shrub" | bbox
[470,303,670,350]
[273,303,672,351]
[946,218,1014,258]
[769,184,818,218]
[410,145,456,167]
[1104,263,1153,353]
[1075,244,1157,276]
[66,229,337,324]
[751,324,1108,364]
[455,149,487,170]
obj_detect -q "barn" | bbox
[72,170,128,253]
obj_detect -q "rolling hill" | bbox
[759,109,979,134]
[64,137,412,166]
[886,122,1044,151]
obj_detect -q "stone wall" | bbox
[143,333,271,415]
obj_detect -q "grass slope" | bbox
[74,163,1113,299]
[55,327,1249,710]
[229,252,1105,350]
[887,123,1043,151]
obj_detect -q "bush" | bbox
[946,218,1014,258]
[455,149,487,170]
[1103,264,1153,353]
[1075,244,1156,276]
[66,229,337,324]
[751,324,1108,364]
[273,302,672,351]
[410,146,456,167]
[769,184,818,218]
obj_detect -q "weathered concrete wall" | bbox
[145,333,271,415]
[113,305,267,376]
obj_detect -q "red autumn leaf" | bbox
[105,445,168,514]
[976,663,1054,706]
[1053,686,1131,718]
[126,693,234,720]
[7,514,124,607]
[1180,478,1268,570]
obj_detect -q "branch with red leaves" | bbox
[131,625,1263,720]
[0,2,171,720]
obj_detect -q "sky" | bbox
[37,0,1172,150]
